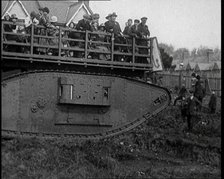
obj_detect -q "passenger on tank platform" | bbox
[2,13,15,52]
[76,14,93,31]
[38,7,50,27]
[129,19,140,38]
[92,23,110,61]
[16,22,30,53]
[37,7,50,55]
[104,12,124,45]
[3,13,15,41]
[3,13,19,52]
[137,17,150,63]
[76,14,93,55]
[10,14,18,33]
[47,16,60,55]
[91,13,100,26]
[67,21,79,49]
[123,19,133,36]
[105,12,126,61]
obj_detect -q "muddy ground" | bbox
[1,97,221,179]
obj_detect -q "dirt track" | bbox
[1,105,221,179]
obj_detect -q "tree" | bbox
[158,43,174,56]
[159,48,173,70]
[173,48,190,61]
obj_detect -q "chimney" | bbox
[207,49,213,63]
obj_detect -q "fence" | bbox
[158,71,221,97]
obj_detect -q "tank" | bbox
[1,20,171,140]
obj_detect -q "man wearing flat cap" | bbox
[129,19,140,37]
[137,17,150,63]
[123,19,132,36]
[75,14,93,52]
[138,17,150,39]
[76,14,93,31]
[91,13,100,24]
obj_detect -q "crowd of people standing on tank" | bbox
[173,72,217,132]
[3,7,150,62]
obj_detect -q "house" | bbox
[212,61,221,71]
[1,0,93,25]
[194,63,212,72]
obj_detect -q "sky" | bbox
[90,0,221,51]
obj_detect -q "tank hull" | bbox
[2,71,171,139]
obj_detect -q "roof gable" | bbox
[212,62,221,70]
[66,2,93,25]
[194,63,212,71]
[2,0,93,24]
[2,0,29,19]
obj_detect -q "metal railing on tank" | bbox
[2,21,153,70]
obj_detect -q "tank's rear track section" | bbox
[2,70,171,140]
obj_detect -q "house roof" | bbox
[212,61,221,70]
[2,0,14,16]
[66,1,93,25]
[194,63,213,71]
[2,0,92,24]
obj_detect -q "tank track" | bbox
[1,69,171,140]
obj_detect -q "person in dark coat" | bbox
[185,92,202,131]
[76,14,93,52]
[38,7,50,27]
[123,19,132,36]
[208,91,217,114]
[137,17,150,39]
[136,17,150,63]
[180,97,188,123]
[76,14,93,31]
[129,19,140,38]
[194,75,206,111]
[173,84,188,105]
[105,12,125,60]
[104,12,122,36]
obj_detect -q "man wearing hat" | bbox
[136,17,150,63]
[105,12,123,54]
[129,19,140,37]
[123,19,132,36]
[38,7,50,26]
[75,14,93,54]
[76,14,93,31]
[91,13,100,24]
[104,12,122,37]
[137,17,150,38]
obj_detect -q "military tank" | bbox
[1,20,171,140]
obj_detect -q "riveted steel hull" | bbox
[2,71,171,139]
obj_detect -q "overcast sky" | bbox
[90,0,221,50]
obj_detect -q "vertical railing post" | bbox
[111,33,114,61]
[85,30,88,59]
[30,23,34,55]
[150,38,153,64]
[132,37,135,63]
[58,27,62,57]
[1,21,4,52]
